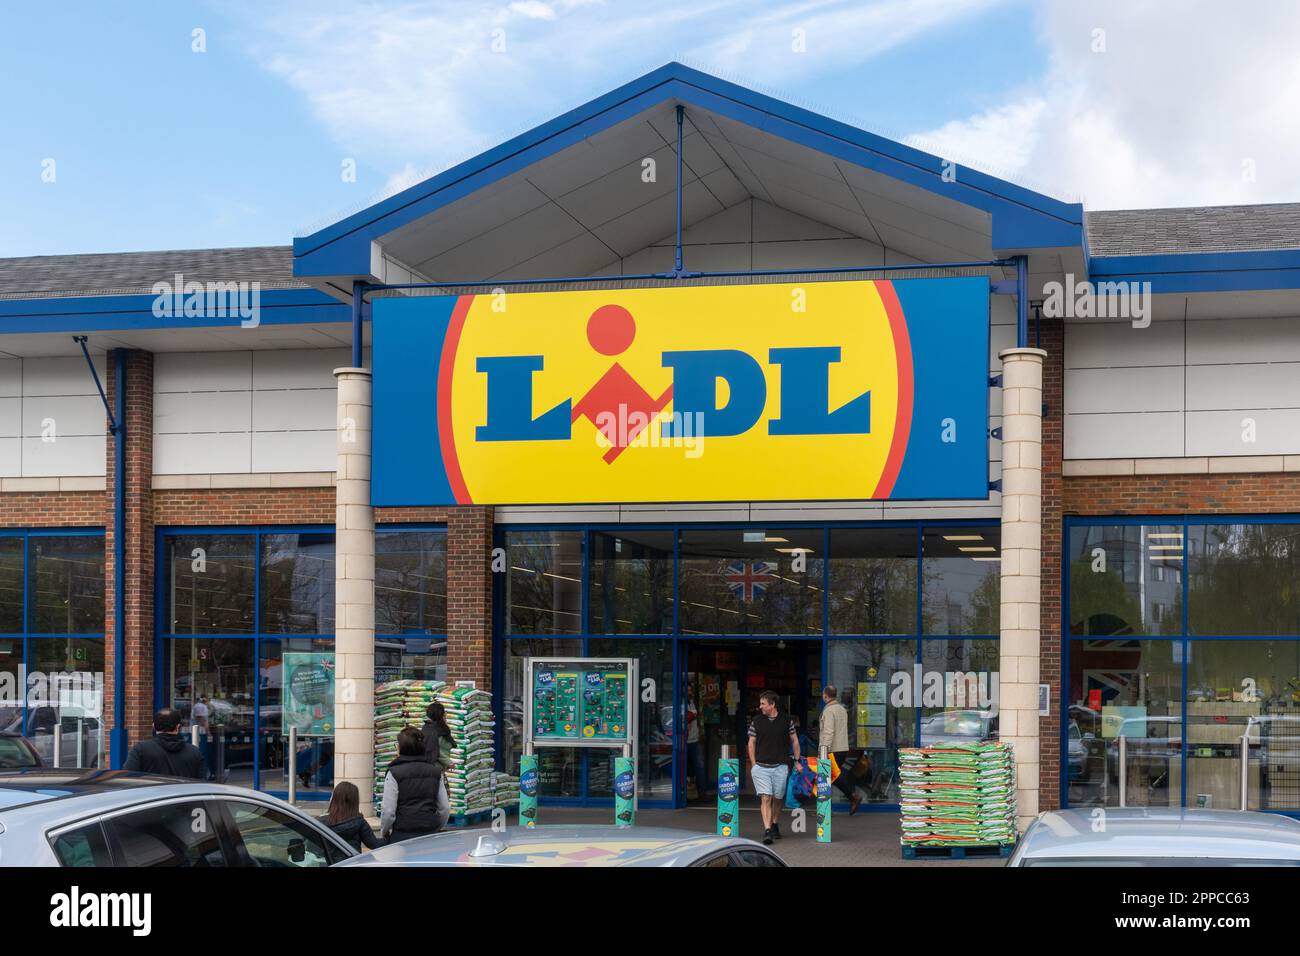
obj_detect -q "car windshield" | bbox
[0,738,37,769]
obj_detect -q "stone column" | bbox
[333,368,375,816]
[998,347,1046,833]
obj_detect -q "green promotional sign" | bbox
[614,756,635,827]
[282,653,334,737]
[532,664,629,742]
[816,757,833,843]
[520,754,539,828]
[716,757,739,837]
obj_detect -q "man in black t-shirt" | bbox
[748,690,800,845]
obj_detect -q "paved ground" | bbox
[454,804,1007,867]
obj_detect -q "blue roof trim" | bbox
[293,62,1084,278]
[1089,249,1300,294]
[0,288,347,335]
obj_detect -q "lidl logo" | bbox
[372,278,990,506]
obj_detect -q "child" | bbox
[323,781,382,852]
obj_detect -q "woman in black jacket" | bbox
[322,781,381,852]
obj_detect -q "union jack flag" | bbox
[724,561,777,603]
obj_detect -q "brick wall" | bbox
[445,507,495,691]
[1063,474,1300,513]
[0,492,105,527]
[1038,319,1064,810]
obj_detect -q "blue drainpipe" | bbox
[110,348,127,767]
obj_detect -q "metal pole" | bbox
[52,724,62,768]
[111,348,127,768]
[350,281,364,370]
[1118,734,1127,808]
[1015,255,1029,348]
[191,725,200,748]
[673,104,685,276]
[1240,733,1251,810]
[288,725,298,804]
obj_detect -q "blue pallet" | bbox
[446,805,518,828]
[901,841,1014,860]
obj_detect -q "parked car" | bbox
[0,769,356,867]
[0,733,42,769]
[1066,721,1088,781]
[918,710,997,746]
[1008,807,1300,866]
[1105,715,1182,785]
[336,824,787,867]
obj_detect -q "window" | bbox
[106,801,227,867]
[375,637,447,685]
[0,537,20,633]
[588,531,673,634]
[51,824,113,867]
[1068,524,1182,637]
[375,531,447,634]
[260,533,335,633]
[504,531,582,634]
[828,639,917,805]
[165,534,256,634]
[1190,524,1300,636]
[28,535,105,634]
[829,528,916,635]
[733,849,784,867]
[222,800,331,867]
[678,529,823,635]
[921,528,1000,636]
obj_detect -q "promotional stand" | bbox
[522,657,639,828]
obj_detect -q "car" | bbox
[1008,807,1300,866]
[1066,721,1088,780]
[0,733,42,769]
[0,769,357,867]
[918,709,997,746]
[335,824,788,867]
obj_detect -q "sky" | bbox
[2,0,1298,257]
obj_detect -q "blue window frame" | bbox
[155,524,447,800]
[1062,515,1300,816]
[494,520,1001,810]
[0,528,106,769]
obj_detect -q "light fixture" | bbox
[764,536,789,543]
[959,546,997,553]
[774,547,814,554]
[943,534,985,542]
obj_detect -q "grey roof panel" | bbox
[1087,203,1300,257]
[0,246,302,299]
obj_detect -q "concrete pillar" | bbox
[333,367,375,816]
[998,347,1046,833]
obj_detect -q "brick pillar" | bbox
[447,506,494,691]
[999,346,1046,832]
[1038,319,1065,811]
[333,367,375,817]
[104,350,155,766]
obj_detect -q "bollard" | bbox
[519,752,539,828]
[716,746,739,837]
[816,745,832,843]
[614,748,635,827]
[52,725,62,769]
[288,726,297,804]
[1117,734,1127,809]
[191,725,200,748]
[1240,733,1251,810]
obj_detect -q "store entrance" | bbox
[683,639,821,805]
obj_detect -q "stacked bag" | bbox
[491,770,520,810]
[373,679,446,806]
[897,740,1016,848]
[438,685,497,818]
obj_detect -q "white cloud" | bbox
[910,0,1300,208]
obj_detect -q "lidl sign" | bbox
[372,278,989,505]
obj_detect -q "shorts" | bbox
[751,763,789,797]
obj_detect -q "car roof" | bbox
[1020,808,1300,860]
[337,825,771,867]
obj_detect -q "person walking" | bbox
[819,685,860,813]
[323,781,382,852]
[379,726,449,844]
[747,690,799,846]
[422,701,455,830]
[123,707,207,779]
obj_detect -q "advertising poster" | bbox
[281,653,334,737]
[614,756,636,827]
[816,757,832,843]
[716,757,739,836]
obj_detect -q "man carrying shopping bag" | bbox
[819,685,861,813]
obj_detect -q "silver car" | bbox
[0,769,356,867]
[1008,807,1300,866]
[336,824,787,867]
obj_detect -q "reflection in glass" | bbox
[258,637,334,796]
[26,638,105,768]
[1069,524,1182,637]
[679,529,823,635]
[0,537,21,633]
[501,638,582,797]
[375,636,447,685]
[918,639,1000,744]
[1066,639,1180,808]
[1190,524,1300,636]
[165,535,256,634]
[589,531,673,634]
[375,531,447,634]
[828,639,916,805]
[921,528,1000,635]
[168,637,256,788]
[829,528,916,635]
[28,536,105,634]
[505,531,582,634]
[260,534,335,633]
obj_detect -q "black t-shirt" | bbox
[748,711,796,766]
